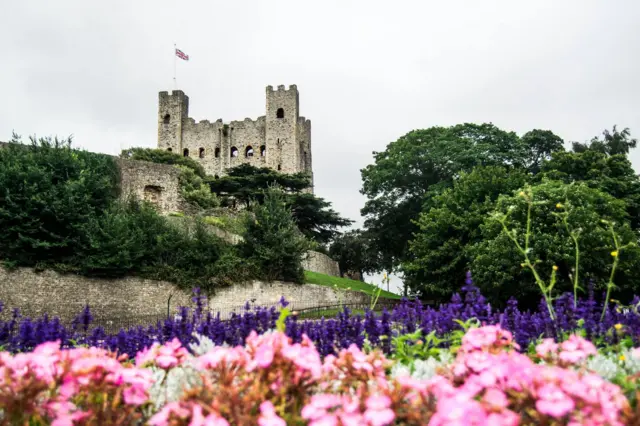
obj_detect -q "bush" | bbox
[0,135,119,269]
[176,165,220,210]
[120,147,206,178]
[241,188,310,283]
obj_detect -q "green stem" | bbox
[500,197,555,321]
[601,226,620,322]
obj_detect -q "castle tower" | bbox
[158,90,189,154]
[265,85,301,174]
[155,85,312,192]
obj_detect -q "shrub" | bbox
[240,188,310,283]
[120,147,206,178]
[0,135,120,269]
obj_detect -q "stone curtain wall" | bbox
[302,251,341,277]
[117,158,184,213]
[0,268,370,325]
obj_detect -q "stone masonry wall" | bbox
[117,158,184,213]
[157,85,313,191]
[0,267,373,326]
[302,251,341,277]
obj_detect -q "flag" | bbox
[175,48,189,61]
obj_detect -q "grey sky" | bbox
[2,1,640,293]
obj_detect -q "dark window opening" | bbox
[163,114,170,124]
[214,174,220,179]
[230,146,239,157]
[276,108,284,119]
[183,148,189,157]
[245,146,254,157]
[199,147,205,158]
[167,147,172,152]
[214,147,220,158]
[260,145,266,157]
[277,164,282,171]
[143,185,163,207]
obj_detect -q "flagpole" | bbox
[173,43,177,89]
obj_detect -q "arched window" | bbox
[245,146,254,157]
[214,147,220,158]
[276,108,284,119]
[183,148,189,157]
[230,146,239,157]
[163,114,170,124]
[167,147,172,152]
[277,164,282,171]
[199,147,205,158]
[260,145,266,157]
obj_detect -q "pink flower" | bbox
[364,395,395,426]
[536,338,559,358]
[536,384,575,418]
[254,344,275,368]
[148,402,191,426]
[123,383,148,405]
[258,401,286,426]
[483,388,508,410]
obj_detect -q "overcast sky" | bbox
[2,1,640,293]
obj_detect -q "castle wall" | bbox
[158,85,311,188]
[302,251,340,277]
[0,267,374,330]
[117,158,183,213]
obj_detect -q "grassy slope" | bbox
[304,271,402,300]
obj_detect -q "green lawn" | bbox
[304,271,402,300]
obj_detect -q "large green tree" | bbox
[539,150,640,228]
[572,125,638,156]
[329,229,379,279]
[240,188,310,283]
[360,123,564,273]
[470,180,640,308]
[209,164,352,245]
[405,166,530,298]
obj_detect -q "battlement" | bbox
[159,90,188,99]
[266,84,298,92]
[157,85,311,187]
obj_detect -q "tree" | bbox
[539,150,640,228]
[329,229,379,279]
[470,180,640,308]
[521,129,565,174]
[360,123,563,273]
[240,188,310,283]
[572,125,637,156]
[209,164,352,244]
[405,166,530,299]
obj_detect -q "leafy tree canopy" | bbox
[405,166,530,298]
[572,125,638,156]
[209,164,352,245]
[470,180,640,308]
[240,188,310,283]
[329,229,380,279]
[360,123,565,272]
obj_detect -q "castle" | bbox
[157,84,313,187]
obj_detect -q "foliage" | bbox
[0,134,120,269]
[329,229,379,278]
[540,149,640,228]
[176,165,219,210]
[405,166,529,298]
[360,123,564,273]
[470,180,640,308]
[209,164,353,244]
[120,147,206,178]
[240,188,310,283]
[202,210,250,235]
[572,125,638,156]
[0,138,250,291]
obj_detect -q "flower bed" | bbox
[2,325,639,425]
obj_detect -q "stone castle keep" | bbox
[158,84,313,185]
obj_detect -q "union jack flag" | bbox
[175,48,189,61]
